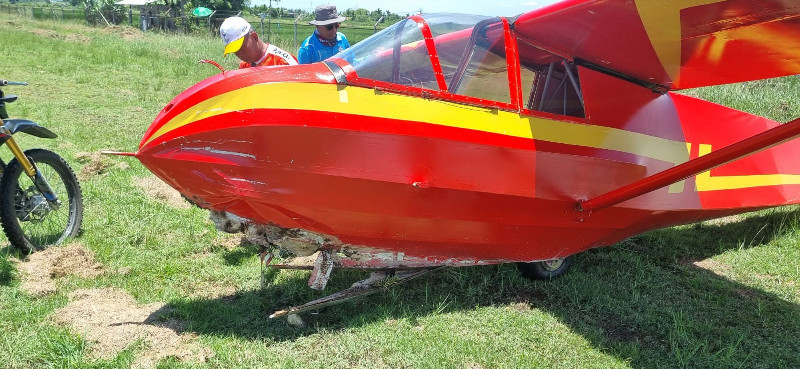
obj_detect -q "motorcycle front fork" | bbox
[0,121,60,209]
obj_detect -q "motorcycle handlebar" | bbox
[0,80,28,86]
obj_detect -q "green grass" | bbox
[686,77,800,123]
[1,2,386,54]
[0,14,799,369]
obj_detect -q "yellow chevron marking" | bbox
[668,142,693,193]
[695,144,800,191]
[635,0,726,83]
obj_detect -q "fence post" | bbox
[293,14,301,53]
[208,10,216,37]
[267,0,272,42]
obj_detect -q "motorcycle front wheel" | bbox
[0,149,83,253]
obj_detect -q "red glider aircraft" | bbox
[129,0,800,317]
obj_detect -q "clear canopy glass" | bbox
[337,14,492,91]
[335,13,585,117]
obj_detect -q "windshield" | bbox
[338,13,491,91]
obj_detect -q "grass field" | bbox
[1,14,799,369]
[0,3,387,54]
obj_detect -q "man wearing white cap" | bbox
[298,5,350,64]
[220,16,298,68]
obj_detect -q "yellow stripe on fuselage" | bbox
[146,82,800,194]
[696,144,800,191]
[145,83,690,166]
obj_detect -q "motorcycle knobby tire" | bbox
[0,149,83,253]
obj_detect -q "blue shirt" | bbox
[298,31,350,64]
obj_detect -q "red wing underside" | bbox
[515,0,800,89]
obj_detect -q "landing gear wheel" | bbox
[0,149,83,253]
[517,256,574,280]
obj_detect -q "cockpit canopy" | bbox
[336,13,585,119]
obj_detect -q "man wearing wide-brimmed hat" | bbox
[298,5,351,64]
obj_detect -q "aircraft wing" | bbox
[514,0,800,90]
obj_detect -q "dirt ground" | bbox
[14,244,210,367]
[134,175,192,209]
[105,25,144,41]
[15,243,104,296]
[690,258,731,273]
[30,28,91,43]
[51,288,210,368]
[75,151,115,179]
[64,33,91,43]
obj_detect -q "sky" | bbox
[253,0,564,17]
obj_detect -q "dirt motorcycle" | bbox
[0,79,83,253]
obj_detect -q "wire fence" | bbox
[0,3,387,50]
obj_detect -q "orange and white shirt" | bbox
[239,44,298,69]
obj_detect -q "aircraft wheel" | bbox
[517,256,574,280]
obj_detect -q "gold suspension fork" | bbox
[0,117,60,208]
[1,123,35,176]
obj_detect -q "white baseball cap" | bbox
[220,17,252,55]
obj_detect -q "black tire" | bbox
[517,255,574,280]
[0,149,83,253]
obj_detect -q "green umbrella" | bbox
[192,7,213,17]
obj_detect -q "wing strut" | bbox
[578,116,800,212]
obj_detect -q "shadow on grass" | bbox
[0,257,13,286]
[512,207,800,368]
[166,266,382,340]
[0,245,19,286]
[221,243,259,266]
[166,208,800,367]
